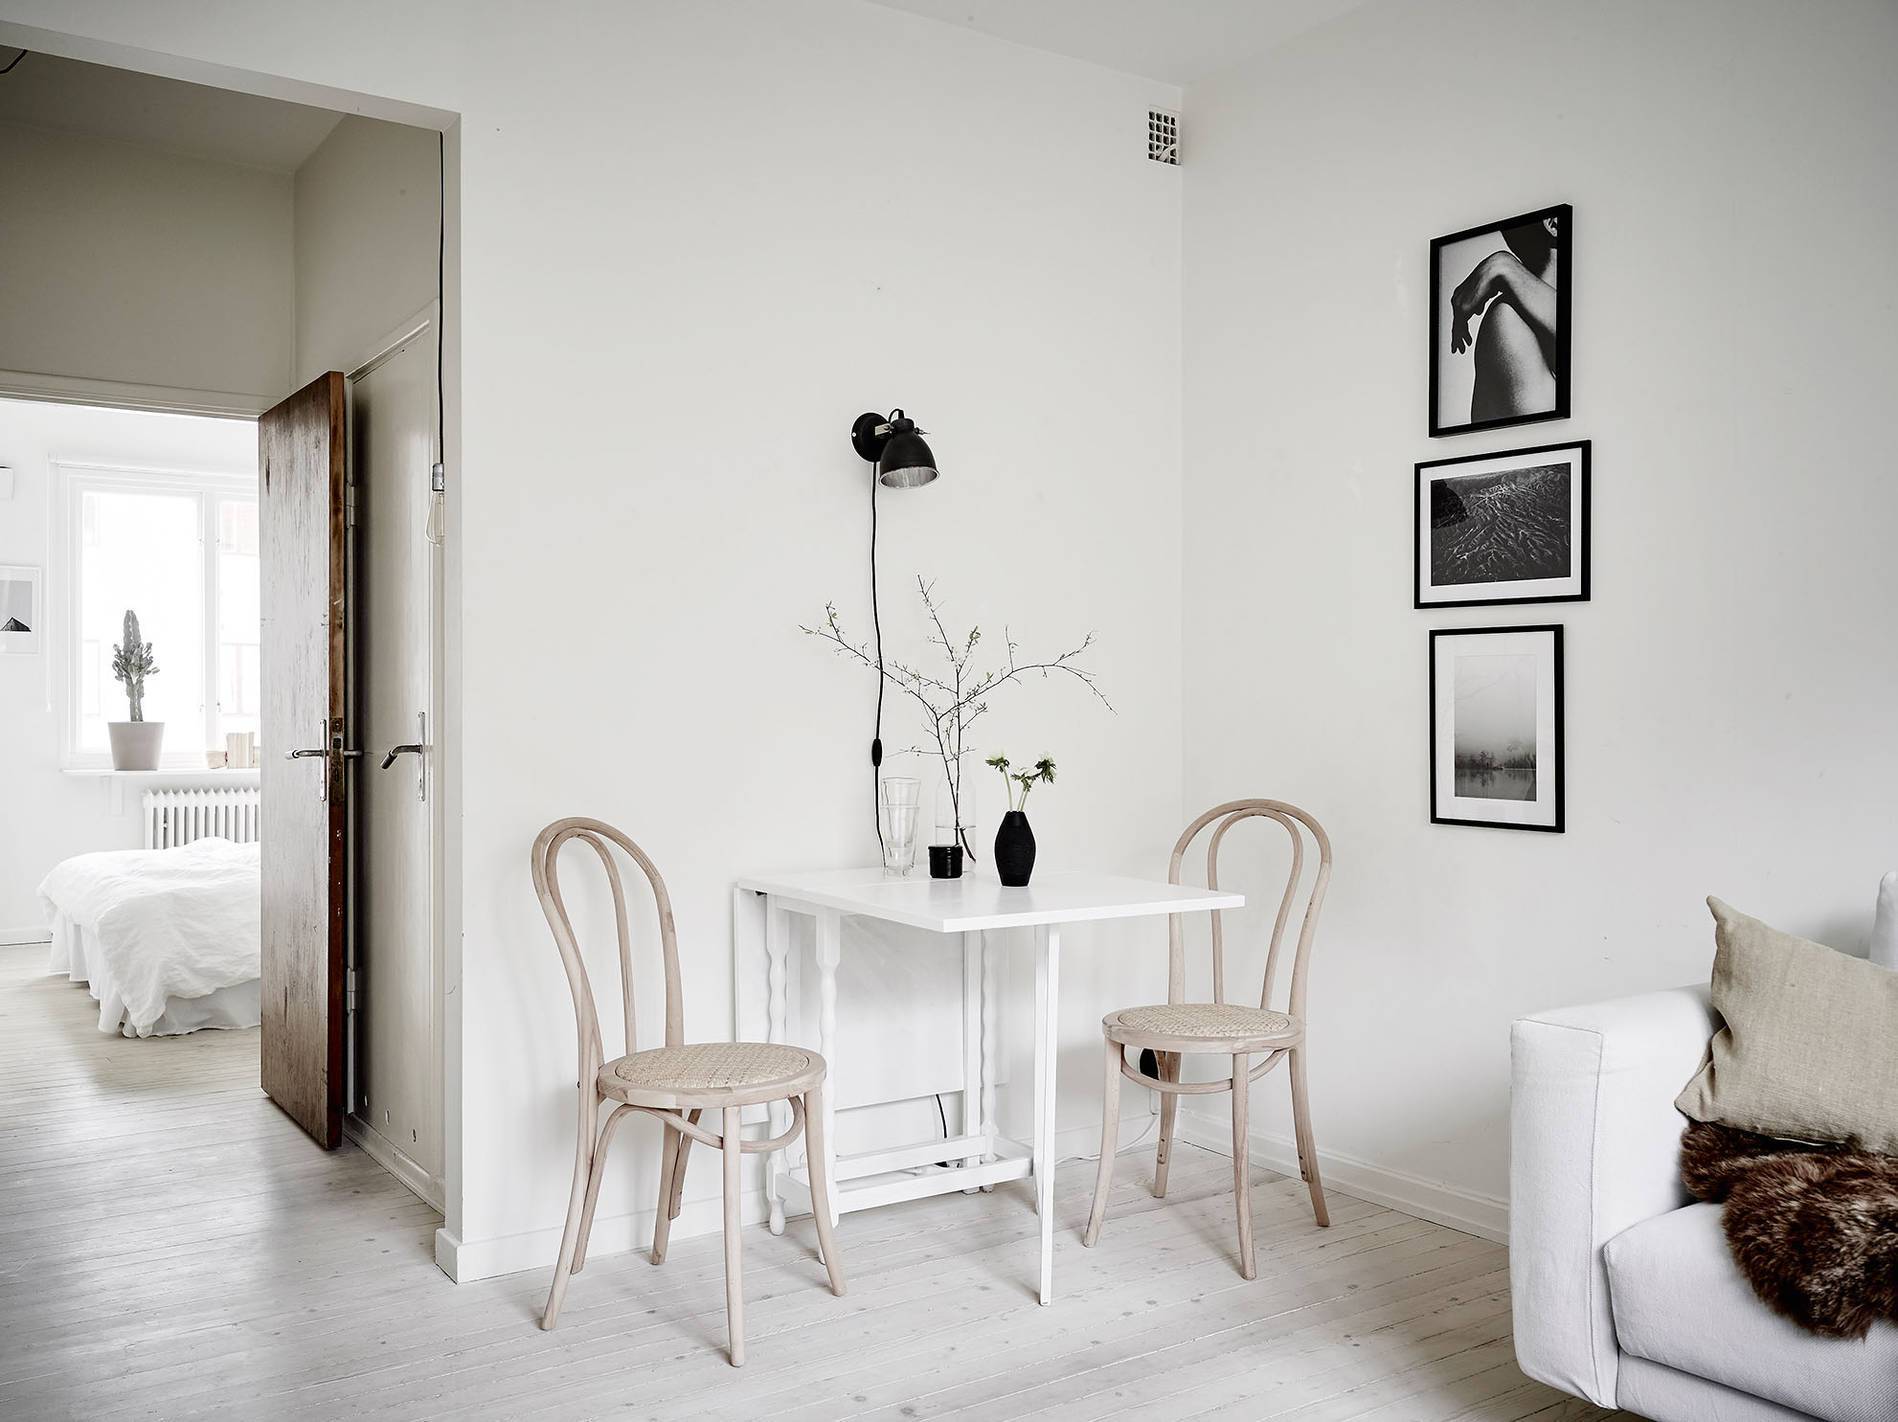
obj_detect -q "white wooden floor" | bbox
[0,943,1633,1421]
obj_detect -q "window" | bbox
[59,464,258,768]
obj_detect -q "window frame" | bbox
[54,460,259,770]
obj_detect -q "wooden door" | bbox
[353,326,443,1199]
[258,371,349,1149]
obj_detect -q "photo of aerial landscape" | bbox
[1451,651,1538,801]
[1430,462,1570,587]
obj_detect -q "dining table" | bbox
[733,866,1242,1303]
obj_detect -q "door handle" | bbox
[379,744,423,771]
[286,747,363,760]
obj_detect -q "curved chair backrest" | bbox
[1167,799,1332,1020]
[532,816,684,1085]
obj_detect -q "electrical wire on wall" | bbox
[425,130,447,547]
[869,464,886,859]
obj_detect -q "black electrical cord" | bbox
[870,456,886,859]
[0,49,27,77]
[436,131,446,481]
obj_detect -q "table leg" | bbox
[1033,923,1061,1305]
[961,930,983,1190]
[980,928,998,1190]
[765,899,789,1235]
[815,909,842,1228]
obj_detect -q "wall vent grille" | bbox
[1148,110,1179,165]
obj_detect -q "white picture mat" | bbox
[1432,628,1560,828]
[1416,445,1585,604]
[0,565,42,655]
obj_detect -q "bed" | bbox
[39,837,262,1038]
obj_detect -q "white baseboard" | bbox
[1176,1113,1507,1243]
[346,1114,445,1212]
[1,926,52,947]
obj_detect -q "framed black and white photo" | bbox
[1430,203,1571,437]
[1415,440,1589,608]
[1430,625,1563,832]
[0,566,41,656]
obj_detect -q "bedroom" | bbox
[0,55,450,1206]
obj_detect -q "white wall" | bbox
[0,122,292,402]
[1179,0,1898,1225]
[0,0,1188,1277]
[293,115,440,382]
[0,398,258,938]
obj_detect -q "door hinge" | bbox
[344,484,360,527]
[346,967,360,1012]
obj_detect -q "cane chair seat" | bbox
[599,1042,826,1110]
[1104,1003,1299,1052]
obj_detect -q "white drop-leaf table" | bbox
[734,867,1242,1303]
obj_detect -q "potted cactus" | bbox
[107,610,164,770]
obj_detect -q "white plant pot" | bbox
[107,721,165,771]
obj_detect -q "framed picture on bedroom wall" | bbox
[1415,441,1589,608]
[1430,203,1571,437]
[0,565,42,655]
[1429,624,1564,833]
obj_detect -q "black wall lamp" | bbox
[851,408,939,844]
[851,409,939,489]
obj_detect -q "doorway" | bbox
[0,43,456,1228]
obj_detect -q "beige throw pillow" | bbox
[1676,897,1898,1153]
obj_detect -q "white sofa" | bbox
[1510,977,1898,1422]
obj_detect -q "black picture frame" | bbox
[1428,624,1564,833]
[1414,440,1590,609]
[1429,203,1572,438]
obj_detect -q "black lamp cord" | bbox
[0,48,26,76]
[869,457,886,859]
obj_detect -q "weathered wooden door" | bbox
[258,372,350,1149]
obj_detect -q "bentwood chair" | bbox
[533,817,844,1366]
[1082,799,1332,1279]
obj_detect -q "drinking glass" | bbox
[879,777,921,876]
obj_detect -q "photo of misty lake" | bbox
[1453,651,1537,800]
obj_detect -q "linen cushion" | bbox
[1675,897,1898,1152]
[1604,1201,1898,1422]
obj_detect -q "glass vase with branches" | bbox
[803,576,1111,863]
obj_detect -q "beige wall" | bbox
[0,122,292,401]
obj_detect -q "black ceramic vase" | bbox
[993,810,1036,887]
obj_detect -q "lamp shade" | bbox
[878,424,938,488]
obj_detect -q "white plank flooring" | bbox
[0,944,1635,1420]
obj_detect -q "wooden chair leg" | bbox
[721,1105,745,1367]
[669,1108,700,1221]
[651,1107,701,1264]
[650,1116,681,1264]
[574,1106,631,1272]
[541,1094,597,1330]
[1082,1037,1122,1248]
[803,1085,847,1295]
[1232,1053,1256,1279]
[1153,1051,1181,1197]
[1290,1045,1329,1228]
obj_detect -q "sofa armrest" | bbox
[1508,985,1715,1407]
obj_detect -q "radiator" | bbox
[142,788,263,849]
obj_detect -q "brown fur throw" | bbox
[1680,1118,1898,1339]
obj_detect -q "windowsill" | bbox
[61,766,262,779]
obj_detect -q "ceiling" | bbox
[864,0,1370,85]
[0,49,343,171]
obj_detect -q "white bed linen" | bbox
[39,839,261,1038]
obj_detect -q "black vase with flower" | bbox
[986,753,1055,888]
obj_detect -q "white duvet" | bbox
[39,838,261,1037]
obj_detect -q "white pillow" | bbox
[1874,870,1898,969]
